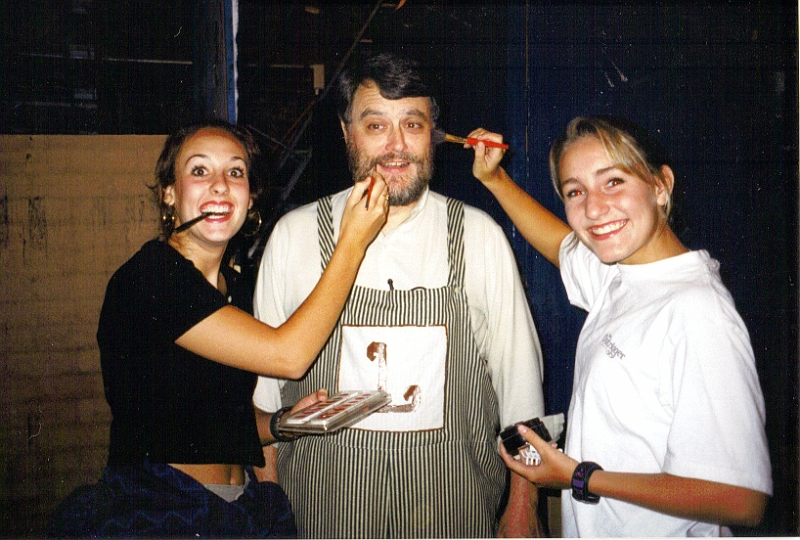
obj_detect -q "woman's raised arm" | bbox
[175,176,389,378]
[468,128,571,267]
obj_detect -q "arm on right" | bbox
[175,176,388,379]
[501,426,769,528]
[467,128,571,267]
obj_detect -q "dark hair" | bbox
[152,119,263,238]
[336,52,440,125]
[549,115,674,217]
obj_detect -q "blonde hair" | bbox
[549,116,674,218]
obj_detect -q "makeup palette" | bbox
[280,390,392,435]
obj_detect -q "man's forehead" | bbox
[352,83,431,119]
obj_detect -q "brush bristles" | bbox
[431,128,467,146]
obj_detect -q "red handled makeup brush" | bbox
[431,128,509,150]
[365,176,375,209]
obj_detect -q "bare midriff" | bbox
[169,463,246,485]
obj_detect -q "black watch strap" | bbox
[571,461,603,504]
[269,406,296,443]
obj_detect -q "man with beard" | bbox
[252,52,545,538]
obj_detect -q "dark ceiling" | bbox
[2,2,502,135]
[1,1,507,215]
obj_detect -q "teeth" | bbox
[383,161,408,167]
[591,221,625,235]
[202,204,232,215]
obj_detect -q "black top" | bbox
[98,240,265,467]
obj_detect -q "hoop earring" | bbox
[241,208,262,237]
[161,204,176,236]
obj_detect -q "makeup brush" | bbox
[173,212,211,234]
[431,128,509,150]
[365,176,375,209]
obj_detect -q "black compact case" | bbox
[500,417,552,456]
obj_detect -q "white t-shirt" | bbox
[559,235,772,537]
[253,187,545,428]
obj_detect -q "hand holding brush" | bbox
[431,127,509,150]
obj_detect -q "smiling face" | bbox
[560,135,672,265]
[341,82,434,207]
[163,127,252,249]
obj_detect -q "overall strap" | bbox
[446,198,466,289]
[317,195,335,271]
[318,193,465,287]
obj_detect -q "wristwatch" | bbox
[571,461,603,504]
[269,406,296,443]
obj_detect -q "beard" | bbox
[346,138,434,207]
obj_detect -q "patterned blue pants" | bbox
[46,461,296,538]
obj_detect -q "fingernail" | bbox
[517,424,528,434]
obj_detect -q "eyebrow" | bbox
[562,164,620,185]
[358,108,428,120]
[185,154,247,164]
[594,165,618,176]
[560,178,579,193]
[561,165,620,189]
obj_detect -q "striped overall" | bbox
[278,196,506,538]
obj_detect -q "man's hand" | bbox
[497,470,544,537]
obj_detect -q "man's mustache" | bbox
[368,152,420,168]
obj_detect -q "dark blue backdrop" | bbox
[498,4,797,535]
